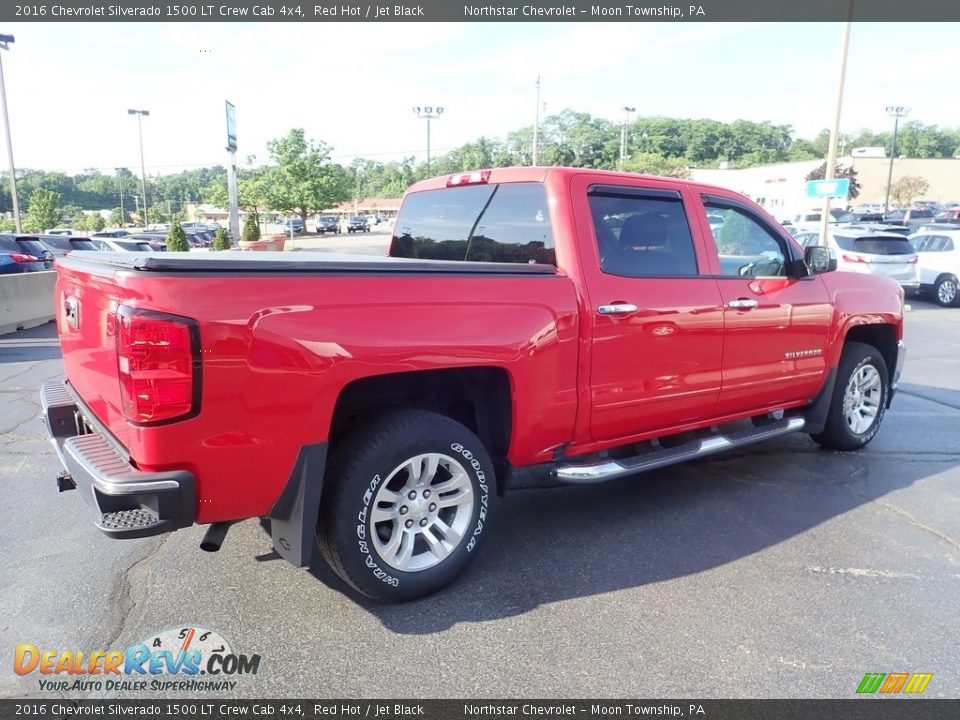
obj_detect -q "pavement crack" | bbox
[878,501,960,552]
[102,534,173,650]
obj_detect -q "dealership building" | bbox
[691,156,960,220]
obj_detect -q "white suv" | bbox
[909,230,960,307]
[794,228,919,293]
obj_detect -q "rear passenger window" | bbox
[391,183,555,265]
[588,190,699,277]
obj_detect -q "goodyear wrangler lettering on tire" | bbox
[452,441,489,553]
[318,410,498,601]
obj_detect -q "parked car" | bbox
[909,230,960,307]
[347,216,369,233]
[838,222,912,237]
[36,235,98,258]
[787,208,854,233]
[0,236,46,273]
[91,237,158,252]
[282,218,304,234]
[43,166,906,602]
[315,215,341,234]
[92,229,132,239]
[127,233,169,252]
[794,228,919,293]
[933,208,960,224]
[0,234,55,269]
[45,228,78,236]
[881,207,936,229]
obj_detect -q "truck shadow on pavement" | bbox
[0,323,62,364]
[301,386,960,634]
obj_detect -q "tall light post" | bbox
[883,106,910,216]
[619,106,636,169]
[412,105,443,176]
[128,109,150,226]
[0,34,21,232]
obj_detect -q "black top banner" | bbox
[2,0,959,22]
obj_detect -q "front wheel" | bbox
[811,341,889,451]
[317,410,496,602]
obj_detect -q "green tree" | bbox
[623,152,690,178]
[89,213,106,232]
[111,207,129,226]
[262,128,351,228]
[165,221,189,252]
[23,188,62,232]
[213,226,231,250]
[241,214,260,242]
[890,176,929,206]
[805,162,861,200]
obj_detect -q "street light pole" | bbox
[0,34,21,232]
[619,106,635,170]
[128,109,150,226]
[412,105,443,176]
[883,106,910,216]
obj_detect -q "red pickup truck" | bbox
[42,167,905,601]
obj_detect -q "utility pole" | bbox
[532,76,541,166]
[816,6,853,247]
[884,106,910,216]
[116,169,125,227]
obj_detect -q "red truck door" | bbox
[693,192,833,417]
[571,176,725,442]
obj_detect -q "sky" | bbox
[2,21,958,176]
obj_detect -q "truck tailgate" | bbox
[56,261,133,449]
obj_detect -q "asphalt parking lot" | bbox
[1,247,958,699]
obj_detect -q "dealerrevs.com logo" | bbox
[14,626,260,693]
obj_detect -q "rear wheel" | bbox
[934,275,960,307]
[317,410,496,602]
[811,341,889,451]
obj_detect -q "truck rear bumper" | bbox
[41,379,196,539]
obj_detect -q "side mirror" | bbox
[804,245,837,274]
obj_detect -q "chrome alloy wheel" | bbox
[370,453,474,572]
[938,278,958,306]
[842,364,883,435]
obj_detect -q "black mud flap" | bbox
[267,443,328,566]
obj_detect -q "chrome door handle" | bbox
[727,298,759,310]
[597,303,638,315]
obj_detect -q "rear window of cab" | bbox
[390,182,556,265]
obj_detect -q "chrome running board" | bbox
[555,417,805,484]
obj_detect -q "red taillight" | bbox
[447,170,491,187]
[9,252,37,263]
[842,253,867,263]
[116,307,200,424]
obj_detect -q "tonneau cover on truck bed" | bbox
[58,251,558,275]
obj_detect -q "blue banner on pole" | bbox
[806,178,850,198]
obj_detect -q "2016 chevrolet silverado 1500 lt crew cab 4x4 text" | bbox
[42,167,905,601]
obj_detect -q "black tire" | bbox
[934,275,960,307]
[317,410,497,602]
[811,341,889,451]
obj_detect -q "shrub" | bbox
[241,215,260,242]
[166,221,190,252]
[213,227,231,251]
